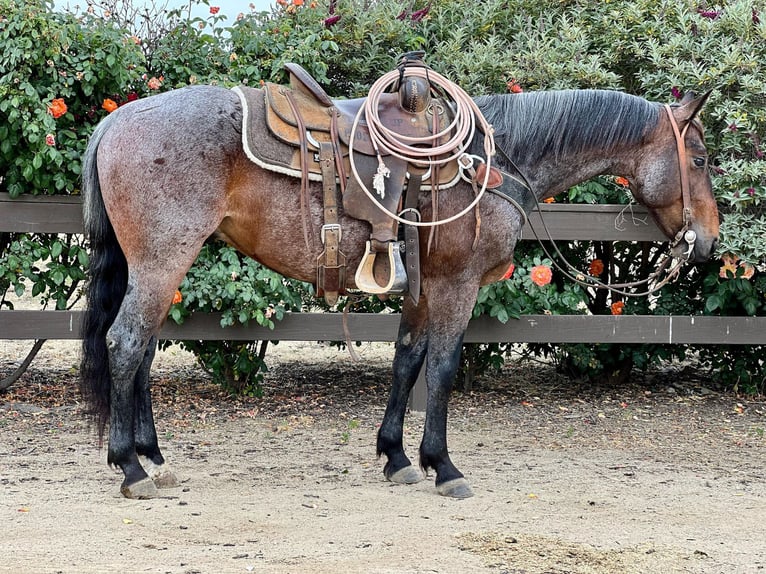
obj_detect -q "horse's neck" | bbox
[527,151,635,200]
[485,91,653,200]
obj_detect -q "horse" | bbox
[79,84,719,499]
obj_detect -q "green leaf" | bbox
[705,294,721,313]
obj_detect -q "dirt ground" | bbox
[1,338,765,574]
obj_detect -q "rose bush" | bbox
[2,0,764,392]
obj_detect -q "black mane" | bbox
[474,90,661,165]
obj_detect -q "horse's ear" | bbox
[676,89,713,124]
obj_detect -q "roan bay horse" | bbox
[80,85,719,499]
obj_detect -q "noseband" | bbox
[664,104,698,260]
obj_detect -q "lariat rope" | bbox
[348,65,496,227]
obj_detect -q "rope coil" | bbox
[348,65,496,228]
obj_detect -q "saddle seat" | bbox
[264,63,460,185]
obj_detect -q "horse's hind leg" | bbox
[107,272,186,498]
[377,298,428,485]
[135,337,179,489]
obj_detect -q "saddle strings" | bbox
[348,66,496,228]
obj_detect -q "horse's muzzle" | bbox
[673,235,717,263]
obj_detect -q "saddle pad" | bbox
[234,85,322,182]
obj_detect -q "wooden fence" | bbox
[2,192,764,346]
[2,193,764,405]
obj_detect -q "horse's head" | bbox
[630,91,719,263]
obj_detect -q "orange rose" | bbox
[102,98,118,113]
[611,301,625,315]
[172,290,183,305]
[530,265,552,287]
[719,253,738,278]
[740,262,755,279]
[293,0,304,5]
[48,98,67,119]
[588,259,604,276]
[542,197,555,204]
[615,176,630,187]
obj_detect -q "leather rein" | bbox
[515,103,701,297]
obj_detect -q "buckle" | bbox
[321,223,341,244]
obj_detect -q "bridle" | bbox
[664,103,698,260]
[516,102,702,297]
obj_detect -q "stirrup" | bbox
[354,241,408,294]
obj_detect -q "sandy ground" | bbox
[1,338,765,574]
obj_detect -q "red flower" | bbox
[506,79,523,93]
[172,290,183,305]
[615,176,630,187]
[588,259,604,277]
[209,6,220,14]
[611,301,625,315]
[502,263,515,280]
[48,98,67,119]
[410,5,430,22]
[45,134,56,146]
[697,8,720,19]
[671,86,682,100]
[530,265,552,287]
[324,14,341,27]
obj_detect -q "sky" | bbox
[170,0,274,20]
[135,0,275,20]
[56,0,275,20]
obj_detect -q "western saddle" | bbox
[256,54,466,305]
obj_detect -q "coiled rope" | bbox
[348,66,496,227]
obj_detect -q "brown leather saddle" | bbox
[237,60,462,305]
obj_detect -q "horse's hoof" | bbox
[151,468,179,489]
[121,477,159,499]
[387,465,424,485]
[436,478,474,499]
[139,456,180,489]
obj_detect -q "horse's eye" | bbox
[693,157,706,168]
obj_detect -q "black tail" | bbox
[79,115,128,439]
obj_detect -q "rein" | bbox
[511,103,698,297]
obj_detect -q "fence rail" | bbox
[1,192,764,347]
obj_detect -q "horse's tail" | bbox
[79,114,128,439]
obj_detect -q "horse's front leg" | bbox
[419,326,473,498]
[135,337,178,489]
[377,298,429,485]
[417,278,478,499]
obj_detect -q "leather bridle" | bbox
[664,103,699,260]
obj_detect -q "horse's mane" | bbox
[474,90,660,164]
